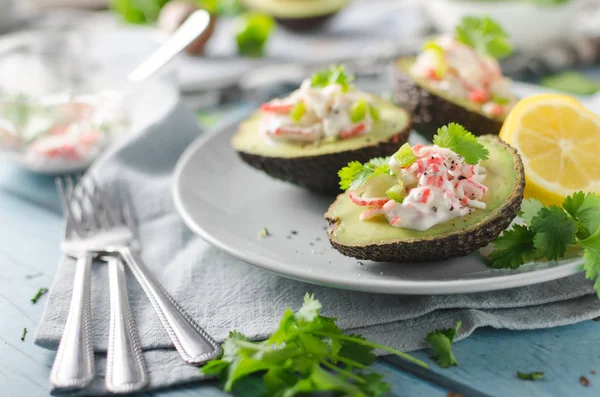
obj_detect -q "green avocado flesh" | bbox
[396,57,505,119]
[240,0,349,18]
[326,137,517,246]
[232,100,410,158]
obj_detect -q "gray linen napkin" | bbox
[35,83,600,395]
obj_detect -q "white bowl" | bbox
[422,0,586,51]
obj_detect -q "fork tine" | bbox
[79,176,110,229]
[119,185,138,240]
[56,176,87,238]
[88,176,121,226]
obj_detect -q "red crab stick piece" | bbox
[359,208,386,220]
[340,123,366,139]
[260,103,294,114]
[349,191,390,208]
[271,126,319,141]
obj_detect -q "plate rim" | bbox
[172,116,585,295]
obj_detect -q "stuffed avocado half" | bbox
[325,123,525,262]
[232,65,412,194]
[393,16,518,139]
[240,0,349,30]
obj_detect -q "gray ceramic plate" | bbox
[173,84,589,295]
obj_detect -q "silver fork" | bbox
[57,176,148,393]
[50,178,94,390]
[61,177,221,365]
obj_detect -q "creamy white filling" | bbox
[410,35,514,117]
[259,79,374,142]
[379,145,487,231]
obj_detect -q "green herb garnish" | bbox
[201,294,427,395]
[433,123,490,165]
[455,16,513,59]
[541,72,600,96]
[338,157,391,191]
[21,327,27,342]
[236,13,274,57]
[490,192,600,297]
[517,371,545,381]
[311,65,354,92]
[425,321,462,368]
[31,287,48,304]
[109,0,170,24]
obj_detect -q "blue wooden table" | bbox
[2,89,600,396]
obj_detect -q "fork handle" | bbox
[118,247,221,365]
[50,254,95,389]
[105,256,148,393]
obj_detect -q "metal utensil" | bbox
[49,178,94,390]
[62,177,221,365]
[56,177,148,393]
[128,9,211,83]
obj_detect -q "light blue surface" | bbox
[0,150,599,397]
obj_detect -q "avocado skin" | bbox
[392,58,504,140]
[325,135,525,262]
[237,127,410,195]
[275,13,336,31]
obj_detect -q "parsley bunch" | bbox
[455,16,513,59]
[490,192,600,296]
[202,294,427,396]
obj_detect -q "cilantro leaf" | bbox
[455,16,513,59]
[338,157,391,191]
[201,294,428,395]
[563,192,600,239]
[579,227,600,298]
[433,123,489,165]
[311,65,354,91]
[531,206,578,260]
[519,198,544,226]
[425,321,461,368]
[517,371,545,381]
[489,225,537,269]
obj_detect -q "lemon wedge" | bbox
[499,93,600,206]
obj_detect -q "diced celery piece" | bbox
[290,102,306,122]
[393,143,417,167]
[386,183,406,203]
[351,99,367,123]
[368,103,380,122]
[422,40,447,78]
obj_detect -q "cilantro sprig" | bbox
[311,65,355,92]
[338,157,391,191]
[433,123,489,165]
[202,294,428,395]
[455,16,513,59]
[425,321,462,368]
[489,192,600,297]
[517,371,545,381]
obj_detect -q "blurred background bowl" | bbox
[423,0,586,51]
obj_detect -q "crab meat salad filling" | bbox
[259,65,381,143]
[338,123,491,231]
[411,16,515,119]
